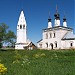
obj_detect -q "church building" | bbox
[37,7,75,50]
[15,10,36,49]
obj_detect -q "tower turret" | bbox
[63,16,67,27]
[48,12,52,28]
[54,5,60,26]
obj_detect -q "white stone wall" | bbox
[42,29,67,49]
[38,28,75,50]
[17,29,26,43]
[61,40,75,49]
[15,44,25,49]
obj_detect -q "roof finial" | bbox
[49,11,50,18]
[63,11,67,22]
[64,11,66,18]
[21,0,23,10]
[48,11,51,22]
[56,4,58,13]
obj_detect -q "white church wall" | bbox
[38,28,75,50]
[37,41,43,49]
[73,41,75,48]
[39,28,74,50]
[65,40,75,49]
[15,44,25,49]
[61,40,75,49]
[56,29,67,39]
[61,41,66,49]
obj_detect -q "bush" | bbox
[0,63,7,75]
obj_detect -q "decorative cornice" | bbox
[43,26,73,31]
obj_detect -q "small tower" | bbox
[63,16,67,27]
[54,5,60,26]
[48,11,52,28]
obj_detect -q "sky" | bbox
[0,0,74,45]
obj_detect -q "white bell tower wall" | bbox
[16,11,27,43]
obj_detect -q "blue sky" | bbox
[0,0,74,45]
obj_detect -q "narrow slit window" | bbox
[46,33,48,39]
[46,43,48,48]
[50,33,52,38]
[55,42,57,48]
[53,33,55,38]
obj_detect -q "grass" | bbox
[0,49,75,75]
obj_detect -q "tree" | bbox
[6,30,16,47]
[0,23,16,48]
[0,23,9,48]
[0,43,2,48]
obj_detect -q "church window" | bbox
[46,43,48,48]
[53,33,56,38]
[55,41,57,48]
[50,33,52,38]
[23,25,25,29]
[20,25,22,29]
[70,42,73,47]
[46,33,48,39]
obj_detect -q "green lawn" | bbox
[0,49,75,75]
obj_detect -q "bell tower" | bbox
[15,10,30,49]
[17,10,27,43]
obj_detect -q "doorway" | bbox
[50,43,53,49]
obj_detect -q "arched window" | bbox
[50,33,52,38]
[23,25,25,29]
[71,43,73,47]
[55,41,57,48]
[20,25,22,29]
[70,42,73,47]
[53,32,56,38]
[45,43,48,48]
[46,33,48,39]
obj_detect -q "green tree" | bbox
[0,23,9,48]
[6,30,16,47]
[0,23,16,48]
